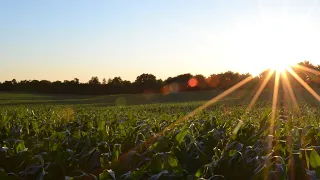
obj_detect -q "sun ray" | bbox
[271,71,280,126]
[265,70,280,178]
[295,64,320,75]
[268,70,280,146]
[162,75,253,132]
[281,71,299,110]
[287,68,320,101]
[116,75,254,163]
[280,72,290,108]
[268,70,280,139]
[246,70,275,112]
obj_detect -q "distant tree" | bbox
[3,81,12,85]
[52,81,62,85]
[40,80,51,84]
[217,71,241,89]
[299,61,317,69]
[293,61,319,85]
[20,80,30,84]
[11,79,17,85]
[207,74,220,88]
[108,77,123,85]
[1,60,319,94]
[72,78,80,84]
[135,74,156,83]
[88,76,100,85]
[165,73,193,91]
[122,80,131,86]
[102,78,107,85]
[31,80,40,84]
[135,73,159,92]
[194,74,207,89]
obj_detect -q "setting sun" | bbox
[268,59,296,73]
[222,12,319,77]
[249,59,295,76]
[3,1,320,179]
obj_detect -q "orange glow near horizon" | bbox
[116,75,254,162]
[188,78,198,87]
[295,64,320,75]
[116,65,320,169]
[162,75,253,133]
[287,68,320,102]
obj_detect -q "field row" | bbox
[0,102,320,179]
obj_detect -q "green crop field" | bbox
[4,0,320,179]
[1,91,320,180]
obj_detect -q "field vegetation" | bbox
[1,91,320,179]
[1,62,320,179]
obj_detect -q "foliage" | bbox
[0,101,320,179]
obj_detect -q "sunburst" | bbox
[115,63,320,165]
[116,2,320,166]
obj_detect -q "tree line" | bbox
[1,61,320,95]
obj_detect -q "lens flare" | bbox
[188,78,198,87]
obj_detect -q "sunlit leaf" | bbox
[310,149,320,169]
[99,169,116,180]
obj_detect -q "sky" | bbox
[1,0,320,82]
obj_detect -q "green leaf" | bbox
[310,149,320,169]
[306,150,310,170]
[14,140,25,153]
[126,161,151,179]
[31,121,39,134]
[150,153,164,173]
[195,166,205,178]
[148,142,159,151]
[229,150,238,157]
[112,144,121,161]
[175,125,188,145]
[167,153,178,168]
[99,169,116,180]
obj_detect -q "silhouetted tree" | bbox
[165,73,193,92]
[194,74,207,89]
[11,79,17,85]
[102,78,107,85]
[88,76,100,85]
[0,61,319,94]
[72,78,80,84]
[108,77,123,85]
[135,73,160,92]
[217,71,241,89]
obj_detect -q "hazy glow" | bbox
[281,71,299,109]
[247,70,274,112]
[271,71,280,122]
[118,59,320,167]
[118,75,254,160]
[287,67,320,101]
[296,64,320,75]
[222,14,320,76]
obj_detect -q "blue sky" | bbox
[1,0,320,82]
